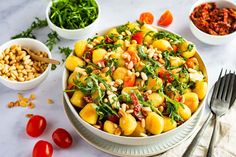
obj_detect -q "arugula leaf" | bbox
[154,31,184,44]
[187,44,194,51]
[162,51,171,69]
[117,23,128,33]
[137,45,147,60]
[105,58,118,76]
[94,39,121,51]
[45,31,60,51]
[160,92,184,121]
[96,102,118,120]
[11,18,48,39]
[136,20,144,27]
[142,62,157,77]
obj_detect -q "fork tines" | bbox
[210,69,235,106]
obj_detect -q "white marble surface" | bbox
[0,0,236,157]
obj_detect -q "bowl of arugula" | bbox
[46,0,100,40]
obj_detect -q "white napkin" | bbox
[155,101,236,157]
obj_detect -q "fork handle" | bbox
[207,115,220,157]
[182,113,213,157]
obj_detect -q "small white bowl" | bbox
[189,0,236,45]
[0,38,51,90]
[46,1,100,40]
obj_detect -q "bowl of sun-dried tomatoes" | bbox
[189,0,236,45]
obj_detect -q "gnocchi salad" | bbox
[65,22,207,137]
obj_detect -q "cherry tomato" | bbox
[158,10,173,27]
[26,115,47,137]
[131,32,144,44]
[128,50,138,65]
[52,128,73,149]
[139,12,154,24]
[158,68,173,83]
[123,74,136,87]
[32,140,53,157]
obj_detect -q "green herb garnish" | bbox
[49,0,99,29]
[45,31,60,51]
[11,18,47,39]
[187,44,194,51]
[59,47,73,61]
[137,45,147,59]
[51,64,57,70]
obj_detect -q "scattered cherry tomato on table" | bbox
[52,128,73,148]
[158,10,173,27]
[26,115,47,137]
[32,140,53,157]
[139,12,154,24]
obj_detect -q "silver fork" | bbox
[206,69,235,157]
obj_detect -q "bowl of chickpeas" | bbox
[63,22,208,145]
[0,38,51,90]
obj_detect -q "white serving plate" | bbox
[63,97,203,157]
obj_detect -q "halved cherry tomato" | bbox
[158,10,173,27]
[52,128,73,149]
[186,57,199,69]
[131,32,144,44]
[158,68,173,83]
[139,12,154,24]
[26,115,47,137]
[67,83,74,90]
[172,45,178,53]
[128,50,138,65]
[32,140,53,157]
[123,74,136,87]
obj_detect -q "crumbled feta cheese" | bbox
[189,71,204,82]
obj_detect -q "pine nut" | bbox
[141,72,148,80]
[127,61,134,69]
